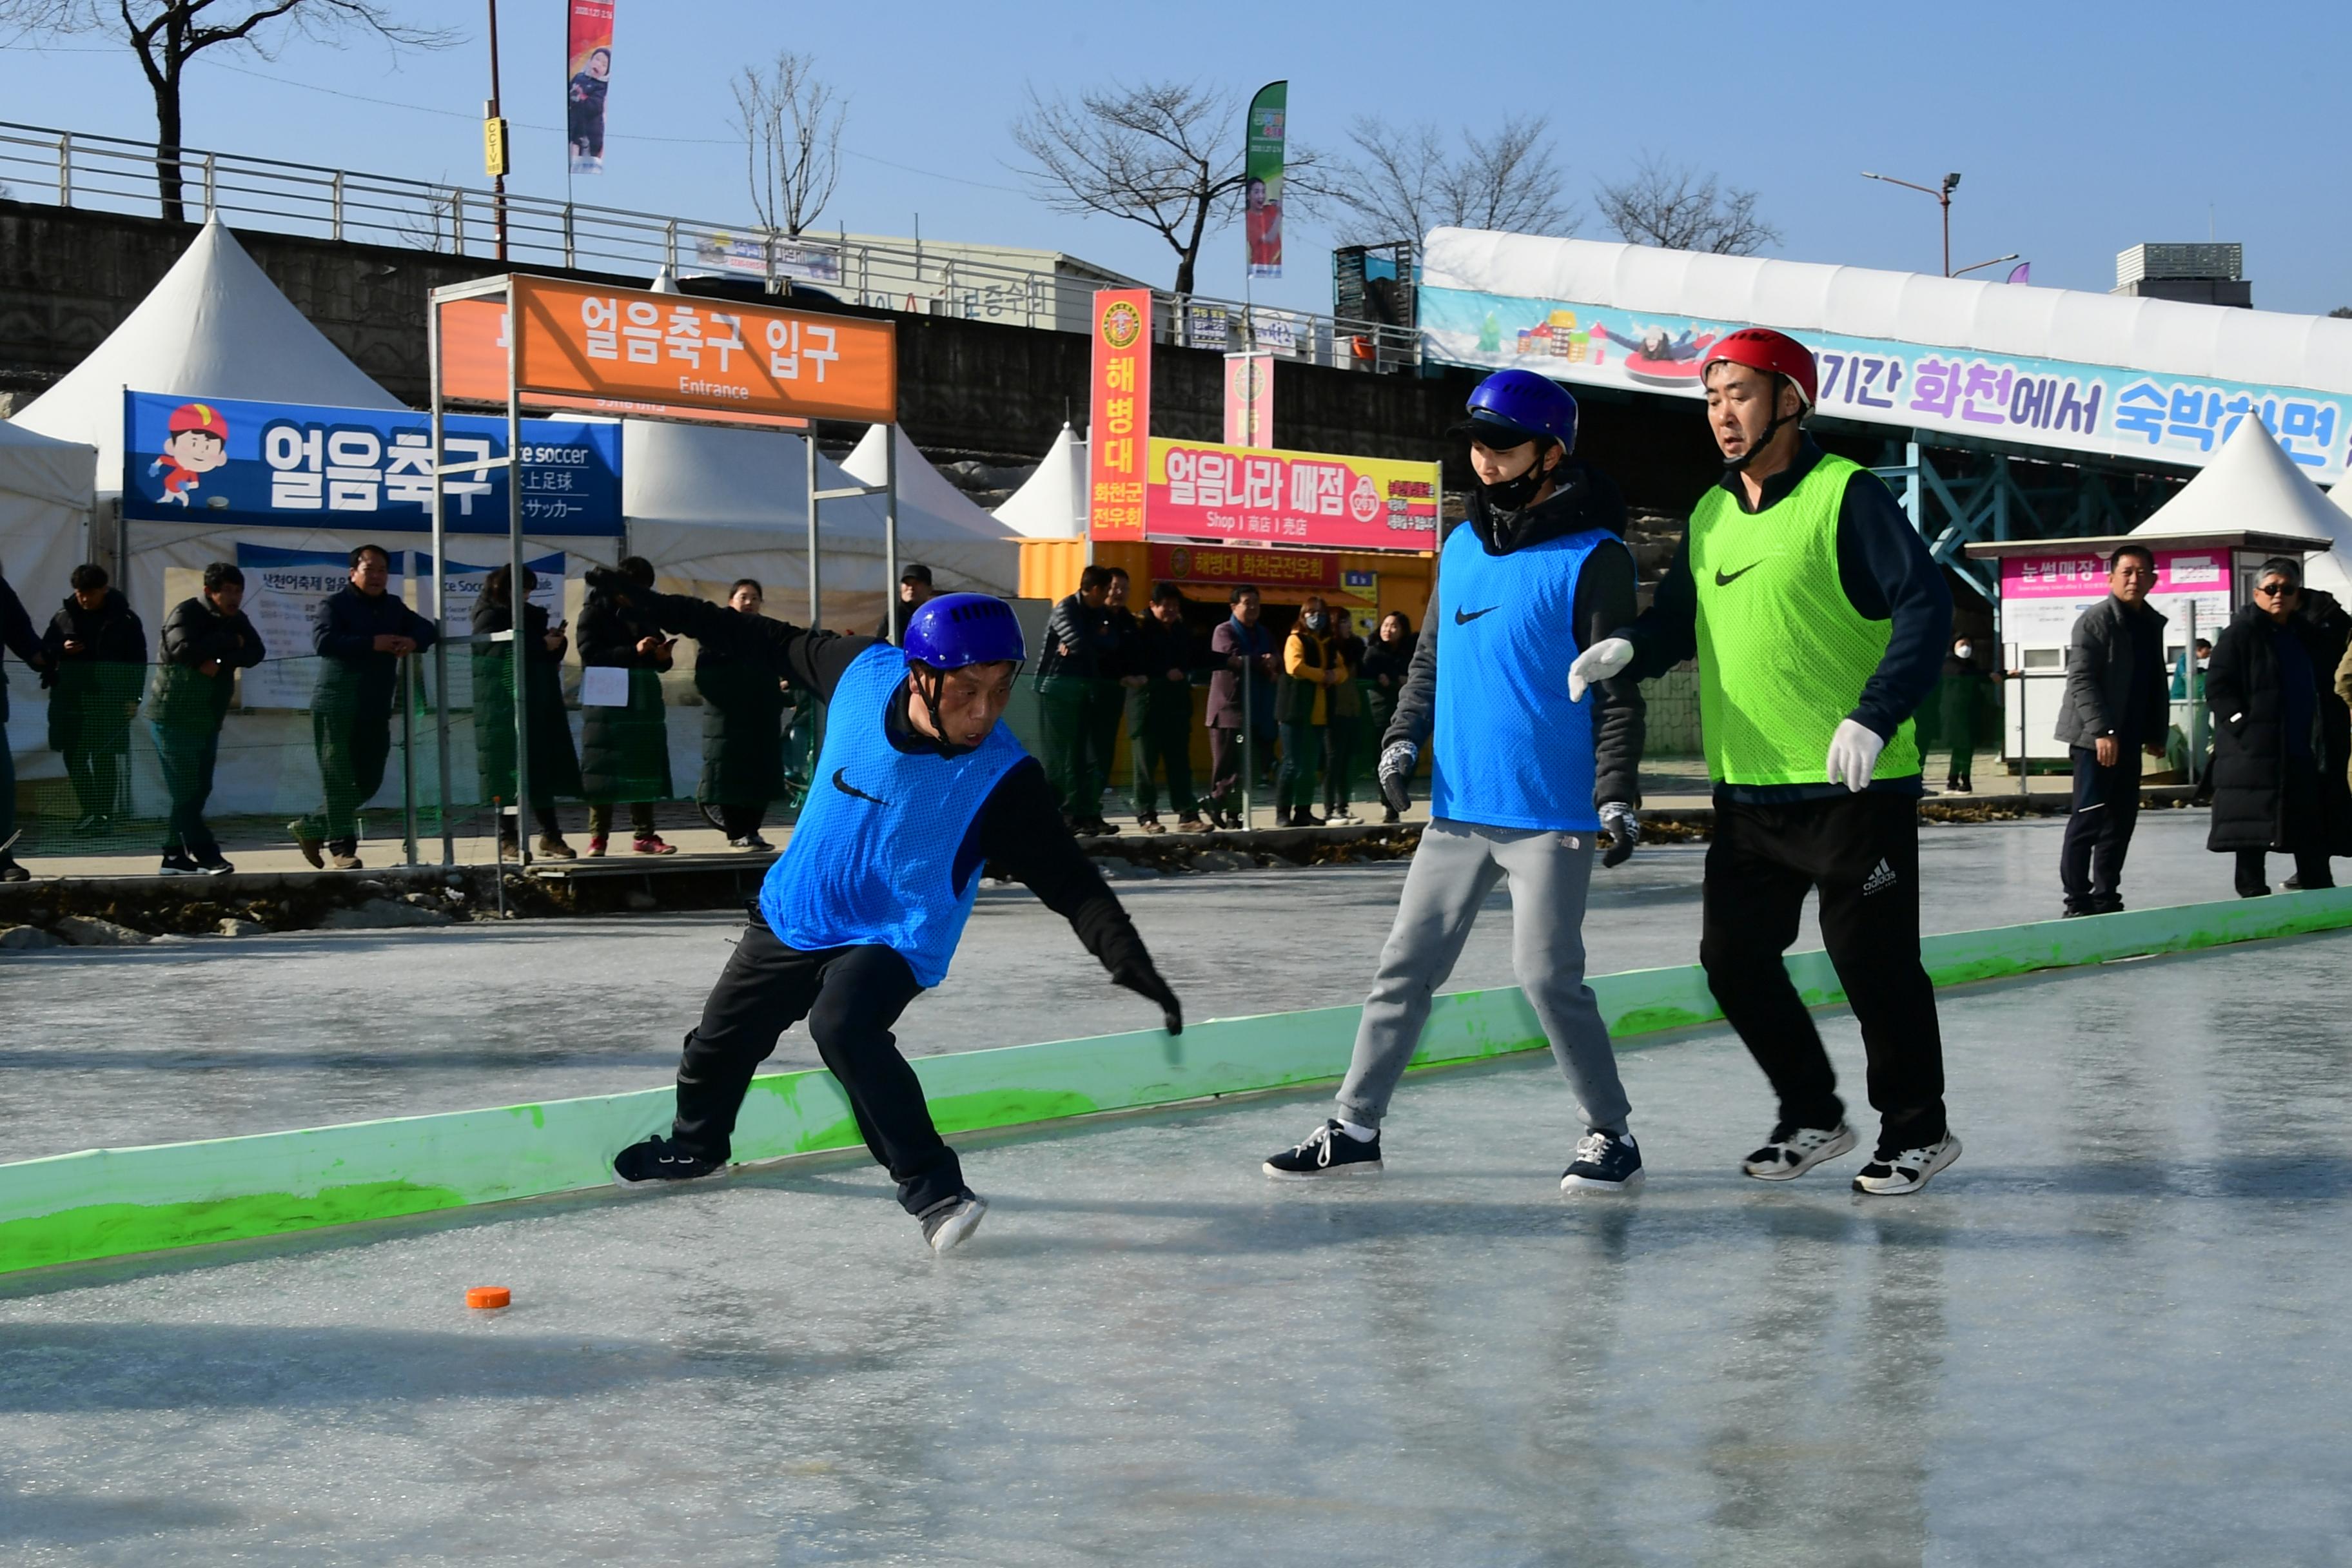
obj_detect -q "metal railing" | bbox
[0,119,1422,371]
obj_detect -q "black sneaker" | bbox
[917,1190,988,1253]
[728,833,774,852]
[0,858,26,884]
[159,850,202,876]
[1262,1119,1382,1179]
[1853,1133,1963,1195]
[1560,1129,1644,1192]
[612,1133,725,1187]
[1741,1122,1857,1182]
[197,853,235,876]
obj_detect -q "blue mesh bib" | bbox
[1428,524,1611,832]
[760,644,1028,986]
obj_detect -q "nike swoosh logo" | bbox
[831,767,890,807]
[1714,563,1760,587]
[1454,605,1499,626]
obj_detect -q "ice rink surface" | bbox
[1,812,2348,1564]
[0,812,2244,1159]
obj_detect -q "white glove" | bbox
[1825,719,1885,794]
[1378,741,1418,815]
[1566,637,1634,702]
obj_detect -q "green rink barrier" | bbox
[5,889,2351,1276]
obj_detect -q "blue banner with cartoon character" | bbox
[120,392,624,535]
[1419,288,2352,482]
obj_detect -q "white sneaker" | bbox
[1741,1122,1857,1181]
[1852,1134,1962,1195]
[919,1191,988,1253]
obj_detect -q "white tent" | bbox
[14,214,399,485]
[840,424,1024,549]
[993,422,1088,539]
[2133,415,2349,596]
[0,417,97,605]
[618,420,1021,631]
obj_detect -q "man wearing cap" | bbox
[875,563,936,643]
[591,571,1185,1253]
[1571,328,1960,1195]
[1261,368,1650,1191]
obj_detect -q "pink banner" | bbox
[1999,547,2229,599]
[1144,437,1438,553]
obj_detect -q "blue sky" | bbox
[6,0,2348,315]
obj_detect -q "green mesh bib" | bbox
[1688,454,1921,787]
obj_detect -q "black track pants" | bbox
[670,918,960,1215]
[1699,790,1948,1151]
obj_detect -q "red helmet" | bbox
[166,401,228,438]
[1701,328,1817,409]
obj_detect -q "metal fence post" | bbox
[562,202,576,269]
[57,132,70,206]
[202,153,216,217]
[331,170,344,240]
[400,654,419,865]
[665,218,678,277]
[452,191,466,254]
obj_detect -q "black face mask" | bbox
[1477,444,1557,513]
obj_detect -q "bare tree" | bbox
[1325,114,1576,244]
[1011,80,1317,296]
[729,50,845,239]
[1594,153,1780,256]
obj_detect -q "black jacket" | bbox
[40,588,148,752]
[621,579,1162,985]
[1129,612,1208,720]
[1037,593,1116,681]
[1385,463,1645,807]
[694,613,793,807]
[2055,594,2169,750]
[1622,436,1952,802]
[471,594,583,803]
[0,572,40,725]
[575,584,672,803]
[310,583,436,719]
[2205,595,2352,854]
[1359,632,1415,694]
[153,594,265,729]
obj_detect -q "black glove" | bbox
[1598,801,1640,869]
[1113,959,1184,1035]
[1378,740,1417,816]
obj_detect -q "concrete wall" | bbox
[0,199,1736,514]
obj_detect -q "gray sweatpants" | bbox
[1335,818,1631,1135]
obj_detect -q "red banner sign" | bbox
[1144,437,1439,553]
[1086,288,1152,543]
[1150,542,1337,591]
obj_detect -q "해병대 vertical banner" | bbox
[1243,81,1287,280]
[565,1,615,174]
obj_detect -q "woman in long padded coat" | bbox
[576,556,676,855]
[2205,564,2352,896]
[694,578,793,851]
[472,564,583,859]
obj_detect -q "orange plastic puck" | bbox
[465,1286,511,1310]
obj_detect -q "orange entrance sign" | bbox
[435,298,810,427]
[484,276,896,424]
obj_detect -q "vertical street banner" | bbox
[1243,81,1287,280]
[565,1,615,175]
[1223,351,1275,448]
[1087,288,1152,543]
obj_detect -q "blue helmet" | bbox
[1455,368,1578,452]
[904,593,1025,671]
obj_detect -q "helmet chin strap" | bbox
[1722,386,1803,474]
[910,665,970,757]
[1478,442,1561,511]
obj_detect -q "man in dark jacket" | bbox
[1205,585,1277,828]
[1570,329,1959,1196]
[1034,564,1117,834]
[293,544,437,870]
[39,563,148,835]
[2053,544,2171,916]
[1129,582,1211,832]
[696,578,792,851]
[577,555,676,856]
[589,571,1184,1254]
[1264,370,1649,1191]
[0,560,50,881]
[2207,558,2352,896]
[153,562,264,873]
[873,563,936,643]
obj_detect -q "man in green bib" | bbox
[1569,328,1960,1195]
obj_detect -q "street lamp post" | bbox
[486,0,509,261]
[1953,253,2022,279]
[1862,170,1962,276]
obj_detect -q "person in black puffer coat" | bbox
[1358,611,1416,822]
[2206,558,2352,896]
[576,555,676,854]
[39,563,148,833]
[152,561,264,870]
[694,578,794,850]
[472,564,583,860]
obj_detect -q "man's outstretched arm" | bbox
[586,569,873,703]
[970,759,1184,1034]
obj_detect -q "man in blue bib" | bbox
[1262,369,1649,1190]
[599,576,1184,1253]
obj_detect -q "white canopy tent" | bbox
[992,423,1088,539]
[841,424,1024,549]
[14,215,400,487]
[619,419,1021,632]
[2132,416,2349,597]
[0,418,97,607]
